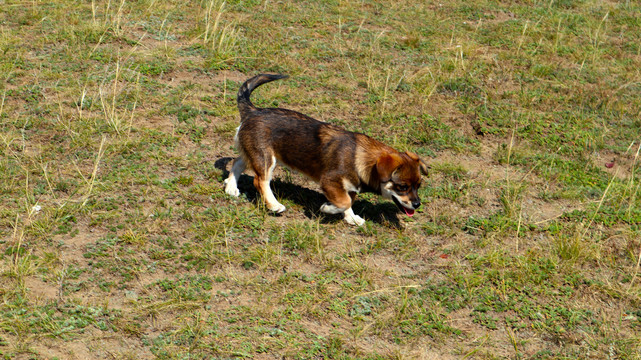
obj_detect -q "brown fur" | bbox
[224,74,428,225]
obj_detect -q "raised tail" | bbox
[237,74,288,118]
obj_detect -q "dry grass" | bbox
[0,0,640,359]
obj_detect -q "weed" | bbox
[1,0,641,358]
[200,0,240,65]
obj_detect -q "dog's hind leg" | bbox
[253,155,286,213]
[224,157,246,197]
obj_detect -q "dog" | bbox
[223,74,428,226]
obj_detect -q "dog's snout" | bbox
[412,200,421,209]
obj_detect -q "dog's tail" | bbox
[237,74,288,118]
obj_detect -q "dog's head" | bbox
[376,151,429,216]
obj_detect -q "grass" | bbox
[1,0,641,358]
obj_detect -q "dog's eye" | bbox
[397,185,409,192]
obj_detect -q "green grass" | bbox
[1,0,641,358]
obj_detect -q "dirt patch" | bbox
[57,224,105,264]
[24,276,60,303]
[590,147,639,180]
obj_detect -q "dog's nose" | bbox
[412,200,421,209]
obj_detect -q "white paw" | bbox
[320,202,343,214]
[224,179,240,197]
[344,214,365,226]
[268,203,286,213]
[226,187,240,197]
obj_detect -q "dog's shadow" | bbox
[215,157,402,228]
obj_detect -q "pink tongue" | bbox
[404,208,415,217]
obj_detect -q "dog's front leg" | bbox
[342,207,365,226]
[320,182,365,226]
[320,202,365,226]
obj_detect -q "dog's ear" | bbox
[405,151,429,176]
[405,151,420,161]
[376,153,403,182]
[419,159,429,176]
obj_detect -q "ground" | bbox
[0,0,640,359]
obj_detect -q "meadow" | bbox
[0,0,640,358]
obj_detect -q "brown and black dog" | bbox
[224,74,428,226]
